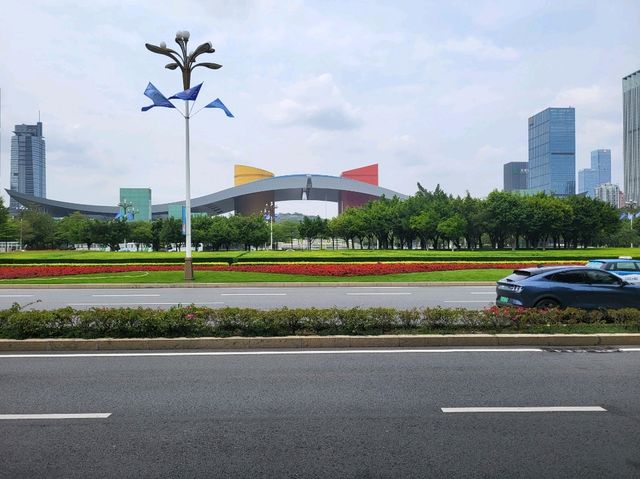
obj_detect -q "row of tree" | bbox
[0,185,635,251]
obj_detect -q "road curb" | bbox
[1,334,639,351]
[0,282,496,289]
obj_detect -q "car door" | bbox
[543,270,592,307]
[583,270,639,308]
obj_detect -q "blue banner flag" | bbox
[620,212,632,220]
[169,83,203,101]
[204,98,234,117]
[141,83,176,111]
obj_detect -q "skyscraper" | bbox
[623,69,640,204]
[503,161,528,192]
[591,149,611,185]
[578,149,612,197]
[578,168,598,198]
[10,121,46,214]
[528,107,575,196]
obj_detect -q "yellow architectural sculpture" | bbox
[234,165,274,186]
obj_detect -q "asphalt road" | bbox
[1,348,639,478]
[0,285,497,310]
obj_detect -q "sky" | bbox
[1,0,639,217]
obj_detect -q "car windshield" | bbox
[585,261,604,268]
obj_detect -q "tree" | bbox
[160,217,184,250]
[273,220,300,249]
[20,210,58,249]
[129,221,154,251]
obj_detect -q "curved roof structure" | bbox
[6,174,408,219]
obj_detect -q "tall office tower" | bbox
[528,107,575,196]
[623,70,640,204]
[595,183,622,208]
[578,149,612,197]
[503,162,528,192]
[10,121,46,214]
[578,168,599,198]
[591,149,611,185]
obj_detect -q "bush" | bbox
[0,305,638,340]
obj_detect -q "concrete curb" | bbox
[0,282,496,289]
[1,334,639,351]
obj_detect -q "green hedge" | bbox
[0,305,638,339]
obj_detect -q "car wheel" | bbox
[535,298,560,309]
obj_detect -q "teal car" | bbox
[585,258,640,283]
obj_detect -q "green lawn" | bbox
[0,247,638,265]
[0,268,508,284]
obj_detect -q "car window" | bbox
[585,261,604,269]
[585,270,620,285]
[547,271,586,284]
[613,262,638,271]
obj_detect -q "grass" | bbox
[0,247,639,265]
[0,269,509,284]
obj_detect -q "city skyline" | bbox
[0,1,638,217]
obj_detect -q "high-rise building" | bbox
[591,149,611,185]
[119,188,152,221]
[578,149,612,197]
[578,168,599,198]
[10,121,46,214]
[503,162,528,192]
[624,69,640,204]
[528,107,575,196]
[595,183,623,208]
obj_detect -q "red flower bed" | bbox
[0,262,582,279]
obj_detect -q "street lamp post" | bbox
[145,31,222,280]
[626,200,638,248]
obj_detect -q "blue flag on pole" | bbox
[169,83,203,101]
[204,98,234,117]
[141,83,176,111]
[620,212,632,220]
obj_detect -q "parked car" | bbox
[496,265,640,309]
[584,258,640,283]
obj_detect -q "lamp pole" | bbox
[626,200,638,248]
[145,31,222,280]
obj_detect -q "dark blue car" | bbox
[496,266,640,309]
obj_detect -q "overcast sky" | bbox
[1,0,639,217]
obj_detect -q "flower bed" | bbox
[0,262,583,279]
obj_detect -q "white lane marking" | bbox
[92,294,161,297]
[68,302,225,306]
[220,293,286,296]
[346,292,412,296]
[441,406,606,413]
[444,300,494,303]
[471,292,497,295]
[0,349,543,358]
[0,295,34,297]
[621,348,640,352]
[0,413,111,420]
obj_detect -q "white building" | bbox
[595,183,623,208]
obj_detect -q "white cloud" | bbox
[263,74,362,130]
[440,37,519,61]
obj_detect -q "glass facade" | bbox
[528,107,575,196]
[623,70,640,204]
[10,122,46,214]
[578,168,598,197]
[119,188,152,221]
[591,149,611,185]
[503,161,528,191]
